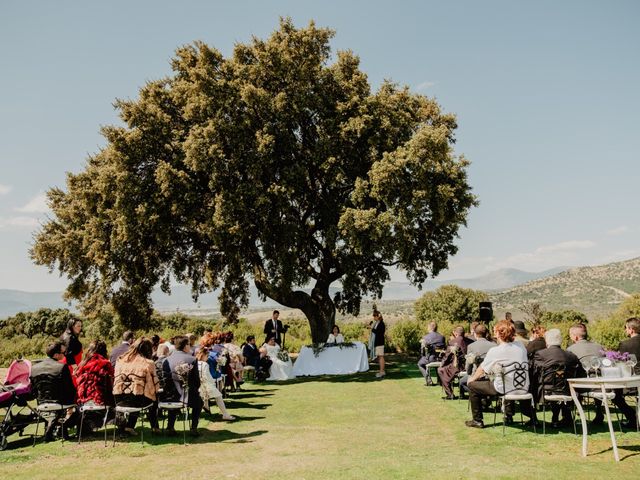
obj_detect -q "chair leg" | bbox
[103,407,109,447]
[141,410,145,447]
[183,408,187,446]
[78,409,85,445]
[542,403,546,435]
[531,400,537,434]
[33,414,40,447]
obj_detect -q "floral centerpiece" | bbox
[308,342,356,358]
[598,350,635,377]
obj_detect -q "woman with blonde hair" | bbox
[112,337,160,435]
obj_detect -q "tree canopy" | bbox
[414,285,488,326]
[32,19,477,341]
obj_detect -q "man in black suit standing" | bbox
[110,331,134,366]
[613,317,640,427]
[264,310,285,345]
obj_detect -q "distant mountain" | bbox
[435,267,568,292]
[0,266,567,318]
[490,257,640,317]
[0,290,72,318]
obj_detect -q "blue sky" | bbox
[1,1,638,291]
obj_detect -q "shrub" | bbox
[415,285,489,325]
[388,318,422,354]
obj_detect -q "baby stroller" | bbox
[0,359,39,450]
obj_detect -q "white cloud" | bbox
[0,184,11,195]
[489,240,596,271]
[15,192,49,213]
[606,225,629,236]
[0,216,40,229]
[415,81,436,91]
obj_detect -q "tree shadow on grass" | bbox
[229,392,275,400]
[225,401,271,410]
[202,428,268,444]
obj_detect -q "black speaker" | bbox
[479,302,493,323]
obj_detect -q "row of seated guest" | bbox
[29,332,239,440]
[462,318,640,429]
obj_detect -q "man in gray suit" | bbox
[110,331,134,366]
[566,324,603,360]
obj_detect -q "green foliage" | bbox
[30,18,476,343]
[414,285,489,326]
[0,308,79,339]
[539,309,588,325]
[0,335,54,367]
[387,318,422,354]
[590,294,640,349]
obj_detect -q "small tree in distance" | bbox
[31,19,477,342]
[414,285,489,328]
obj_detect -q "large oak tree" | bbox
[32,19,477,341]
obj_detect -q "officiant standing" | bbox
[367,310,386,378]
[264,310,285,345]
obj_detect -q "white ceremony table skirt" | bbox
[293,341,370,376]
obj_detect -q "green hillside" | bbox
[490,257,640,318]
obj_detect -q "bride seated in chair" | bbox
[263,337,295,381]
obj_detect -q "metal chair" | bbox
[537,364,577,435]
[112,404,151,447]
[494,361,537,435]
[157,401,188,445]
[77,403,110,446]
[33,402,76,446]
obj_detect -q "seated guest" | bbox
[533,329,579,428]
[566,322,605,424]
[110,331,134,367]
[76,340,115,432]
[30,341,78,441]
[566,323,603,360]
[437,326,474,400]
[327,325,345,344]
[76,340,114,407]
[612,318,640,428]
[151,334,161,359]
[223,331,245,386]
[460,324,497,397]
[417,322,446,385]
[526,325,547,358]
[162,335,203,436]
[263,337,295,381]
[513,321,529,347]
[465,320,534,428]
[242,335,260,368]
[195,348,235,420]
[113,338,160,435]
[154,344,172,396]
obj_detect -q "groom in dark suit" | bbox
[264,310,285,345]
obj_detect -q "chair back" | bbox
[496,361,530,395]
[539,363,570,396]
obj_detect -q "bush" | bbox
[388,319,422,354]
[415,285,489,325]
[0,308,79,339]
[0,334,54,367]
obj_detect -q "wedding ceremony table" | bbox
[292,341,369,376]
[568,376,640,462]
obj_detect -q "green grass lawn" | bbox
[1,357,639,479]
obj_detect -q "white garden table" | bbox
[568,376,640,462]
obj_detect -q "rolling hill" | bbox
[490,257,640,317]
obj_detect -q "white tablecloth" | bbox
[293,341,369,376]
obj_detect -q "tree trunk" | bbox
[253,267,336,344]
